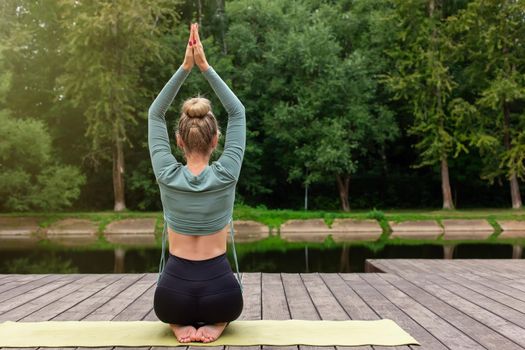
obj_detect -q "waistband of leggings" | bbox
[168,252,226,263]
[164,252,230,280]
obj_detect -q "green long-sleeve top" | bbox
[148,65,246,235]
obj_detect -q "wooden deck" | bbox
[1,259,525,349]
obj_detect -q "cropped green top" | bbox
[148,65,246,290]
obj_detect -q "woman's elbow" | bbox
[147,106,155,118]
[237,103,246,116]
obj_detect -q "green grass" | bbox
[2,205,524,252]
[2,204,525,230]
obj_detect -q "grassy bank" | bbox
[2,205,525,251]
[2,204,524,229]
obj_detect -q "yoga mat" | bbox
[0,319,419,347]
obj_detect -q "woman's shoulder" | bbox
[210,160,238,182]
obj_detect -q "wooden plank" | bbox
[0,274,49,294]
[282,274,320,319]
[226,272,260,350]
[367,259,525,280]
[113,275,158,350]
[446,260,523,279]
[0,275,78,314]
[281,273,343,350]
[321,274,380,320]
[354,273,482,349]
[450,270,525,301]
[84,274,151,321]
[332,273,447,350]
[373,273,522,350]
[501,279,525,293]
[69,274,132,350]
[303,273,411,350]
[0,274,105,350]
[388,273,525,347]
[420,260,480,274]
[261,273,297,350]
[22,274,120,321]
[372,261,525,345]
[0,275,13,282]
[410,260,515,282]
[112,276,156,321]
[315,273,409,350]
[52,274,144,321]
[423,271,525,315]
[396,259,435,274]
[476,259,525,274]
[236,272,261,321]
[456,260,520,279]
[0,274,102,321]
[300,274,349,320]
[0,274,64,304]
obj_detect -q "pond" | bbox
[0,243,517,274]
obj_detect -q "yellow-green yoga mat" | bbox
[0,319,419,347]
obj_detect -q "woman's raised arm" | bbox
[148,65,191,181]
[193,23,246,181]
[148,24,195,181]
[202,66,246,181]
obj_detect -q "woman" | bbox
[148,23,245,343]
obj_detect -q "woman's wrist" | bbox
[199,62,210,72]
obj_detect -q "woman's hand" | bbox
[182,23,195,71]
[191,23,210,72]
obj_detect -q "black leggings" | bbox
[153,252,243,327]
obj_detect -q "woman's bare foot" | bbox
[195,322,228,343]
[169,324,198,343]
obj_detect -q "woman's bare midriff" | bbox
[168,223,229,260]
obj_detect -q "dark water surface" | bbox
[0,243,518,274]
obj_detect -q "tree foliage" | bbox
[448,0,525,183]
[0,0,523,211]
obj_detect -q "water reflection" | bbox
[0,243,515,274]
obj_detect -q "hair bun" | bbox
[182,97,211,118]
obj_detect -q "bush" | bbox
[0,111,86,211]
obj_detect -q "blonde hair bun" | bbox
[182,97,211,118]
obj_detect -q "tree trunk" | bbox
[509,174,522,209]
[336,174,350,212]
[429,0,454,210]
[441,157,454,209]
[111,7,126,212]
[216,0,227,55]
[339,244,351,272]
[113,128,126,212]
[503,102,522,209]
[197,0,202,28]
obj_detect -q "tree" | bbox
[57,0,179,211]
[448,0,525,209]
[0,50,85,211]
[382,0,468,209]
[0,0,91,172]
[246,0,398,211]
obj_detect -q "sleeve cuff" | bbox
[201,65,214,75]
[180,65,192,75]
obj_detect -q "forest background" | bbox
[0,0,523,213]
